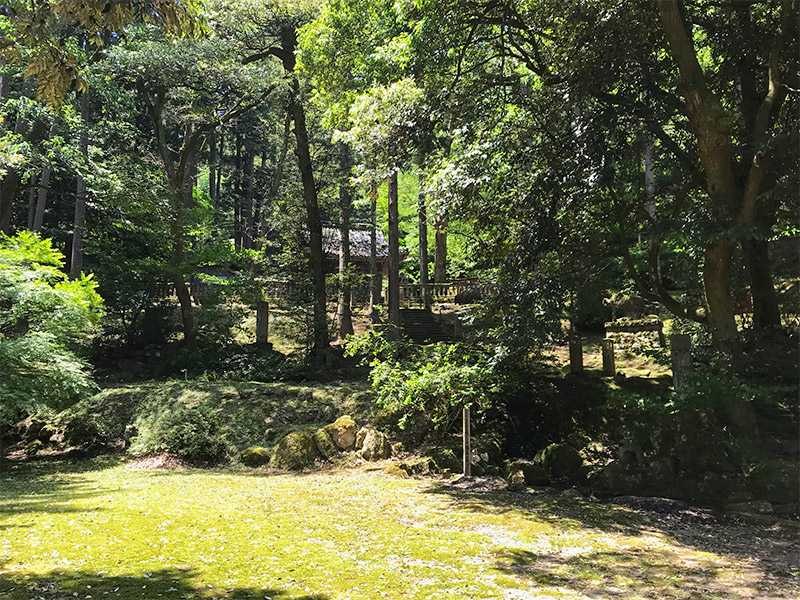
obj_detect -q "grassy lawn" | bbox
[1,460,798,600]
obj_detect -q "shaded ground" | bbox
[1,460,798,599]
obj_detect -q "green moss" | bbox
[323,415,358,451]
[271,431,319,470]
[313,428,339,459]
[239,446,271,467]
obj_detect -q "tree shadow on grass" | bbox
[494,546,799,599]
[425,482,800,596]
[0,568,329,600]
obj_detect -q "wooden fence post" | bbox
[602,338,615,376]
[670,334,692,391]
[462,406,471,477]
[569,335,583,373]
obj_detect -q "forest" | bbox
[0,1,798,599]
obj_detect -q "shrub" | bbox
[0,232,103,423]
[129,403,228,463]
[345,334,504,436]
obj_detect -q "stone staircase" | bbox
[400,308,451,344]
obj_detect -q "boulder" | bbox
[588,460,641,496]
[24,439,43,456]
[324,416,358,451]
[37,424,57,443]
[534,443,583,481]
[239,446,271,467]
[746,460,800,505]
[356,426,368,450]
[724,500,774,515]
[507,459,549,486]
[359,428,392,461]
[297,389,314,403]
[313,428,339,460]
[271,431,319,470]
[506,468,527,491]
[430,448,461,473]
[392,456,437,476]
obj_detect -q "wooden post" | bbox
[670,334,692,391]
[462,406,471,477]
[256,301,271,347]
[569,335,583,373]
[602,338,615,376]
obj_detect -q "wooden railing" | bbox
[398,280,491,306]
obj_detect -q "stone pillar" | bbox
[569,335,583,373]
[670,334,692,391]
[256,301,271,348]
[602,338,615,376]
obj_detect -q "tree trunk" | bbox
[337,143,354,340]
[279,27,328,353]
[387,170,401,339]
[703,238,738,351]
[434,214,447,283]
[418,166,431,309]
[31,166,50,232]
[25,184,35,230]
[243,150,255,249]
[209,132,217,208]
[369,185,381,323]
[259,113,291,250]
[216,133,223,201]
[743,238,782,329]
[234,134,242,250]
[70,91,90,278]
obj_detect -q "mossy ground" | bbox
[1,459,798,600]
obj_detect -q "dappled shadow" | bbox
[0,568,329,600]
[426,480,800,596]
[0,458,119,518]
[494,546,798,599]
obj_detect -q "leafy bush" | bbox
[345,334,503,435]
[129,403,228,463]
[0,232,103,423]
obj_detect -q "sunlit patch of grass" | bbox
[0,461,797,599]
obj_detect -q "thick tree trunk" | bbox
[291,94,329,352]
[70,91,90,278]
[31,167,51,232]
[337,143,354,340]
[369,186,381,323]
[703,238,738,351]
[278,27,328,353]
[387,170,401,339]
[743,238,782,329]
[418,167,431,309]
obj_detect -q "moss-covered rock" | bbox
[24,439,43,456]
[393,456,437,476]
[313,428,339,460]
[271,431,319,470]
[239,446,271,467]
[506,468,527,491]
[746,460,800,504]
[359,428,392,461]
[506,459,549,486]
[430,448,461,473]
[324,416,358,451]
[534,443,583,481]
